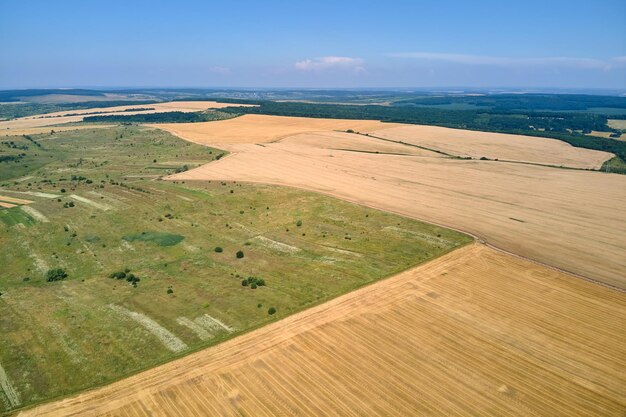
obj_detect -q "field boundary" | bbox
[7,229,474,416]
[173,174,625,294]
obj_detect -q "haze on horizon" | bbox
[1,0,625,90]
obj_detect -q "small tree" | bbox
[214,246,223,253]
[268,307,277,315]
[236,250,244,259]
[46,268,68,282]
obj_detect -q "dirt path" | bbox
[16,244,626,416]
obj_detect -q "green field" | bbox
[0,126,471,413]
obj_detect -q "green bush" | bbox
[236,250,244,259]
[241,276,265,289]
[268,307,277,315]
[214,246,223,253]
[109,269,140,286]
[109,271,126,279]
[46,268,68,282]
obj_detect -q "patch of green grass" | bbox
[0,206,35,226]
[602,156,626,174]
[0,126,472,413]
[83,233,100,243]
[123,231,184,247]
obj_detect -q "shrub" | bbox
[46,268,68,282]
[296,220,302,227]
[109,269,140,285]
[125,273,140,284]
[236,250,244,259]
[241,276,266,289]
[214,246,223,253]
[268,307,277,315]
[167,287,174,295]
[109,271,126,279]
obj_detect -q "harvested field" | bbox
[155,114,611,168]
[608,119,626,130]
[586,130,618,139]
[17,244,626,417]
[369,124,613,169]
[0,196,33,205]
[0,101,255,134]
[152,114,399,145]
[167,124,626,288]
[281,131,440,157]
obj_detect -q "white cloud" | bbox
[295,56,365,73]
[389,52,626,70]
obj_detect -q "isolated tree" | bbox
[46,268,68,282]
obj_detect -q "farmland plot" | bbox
[17,244,626,417]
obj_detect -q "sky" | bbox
[1,0,625,89]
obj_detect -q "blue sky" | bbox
[1,0,625,89]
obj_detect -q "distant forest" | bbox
[83,110,236,123]
[393,93,626,112]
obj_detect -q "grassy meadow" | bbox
[0,126,471,412]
